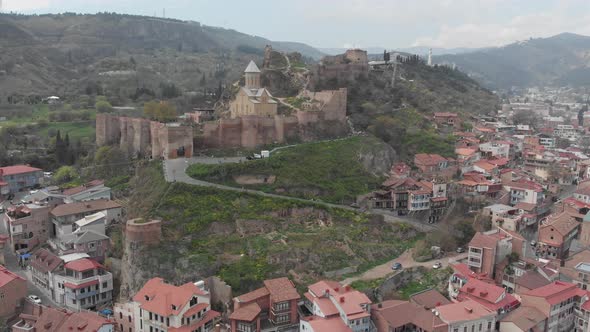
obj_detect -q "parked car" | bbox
[28,295,41,304]
[530,240,537,246]
[432,262,442,269]
[392,262,402,270]
[456,247,465,253]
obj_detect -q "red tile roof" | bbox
[459,278,505,304]
[0,165,42,176]
[50,199,121,217]
[229,302,261,322]
[183,303,208,318]
[469,231,504,249]
[410,289,451,309]
[64,279,99,290]
[264,277,300,302]
[64,258,103,272]
[235,286,270,303]
[434,112,458,118]
[474,160,498,172]
[372,300,448,332]
[415,153,448,166]
[500,306,546,331]
[60,311,113,332]
[133,277,207,317]
[523,281,586,305]
[301,316,352,332]
[30,248,63,274]
[436,299,495,323]
[0,265,25,288]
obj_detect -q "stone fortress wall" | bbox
[195,88,348,149]
[96,114,193,159]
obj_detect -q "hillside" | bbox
[187,136,396,204]
[120,162,420,295]
[0,13,323,100]
[438,33,590,89]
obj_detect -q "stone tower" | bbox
[244,60,261,89]
[428,48,433,66]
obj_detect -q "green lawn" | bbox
[186,136,386,204]
[38,122,95,141]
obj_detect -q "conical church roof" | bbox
[244,60,261,73]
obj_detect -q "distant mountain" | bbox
[436,33,590,89]
[0,13,324,98]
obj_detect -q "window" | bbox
[81,288,85,293]
[103,282,108,288]
[81,299,86,305]
[102,293,107,299]
[149,312,152,320]
[190,296,198,306]
[96,285,99,291]
[128,316,131,323]
[488,322,492,329]
[120,313,123,319]
[479,323,482,331]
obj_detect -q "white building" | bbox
[479,142,510,158]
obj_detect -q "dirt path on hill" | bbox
[341,249,468,285]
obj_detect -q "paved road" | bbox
[0,216,57,306]
[342,249,468,285]
[163,157,438,232]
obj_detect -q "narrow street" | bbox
[341,249,468,285]
[0,216,57,306]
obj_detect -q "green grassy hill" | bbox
[187,136,394,204]
[124,162,420,294]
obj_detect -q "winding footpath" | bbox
[163,156,438,232]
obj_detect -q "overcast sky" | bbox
[5,0,590,49]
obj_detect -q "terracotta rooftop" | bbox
[50,199,121,217]
[515,270,551,290]
[414,153,448,166]
[469,231,504,249]
[474,160,498,172]
[235,286,270,303]
[229,302,261,322]
[500,306,546,331]
[436,299,495,323]
[0,264,25,288]
[410,289,451,309]
[459,277,505,304]
[434,112,458,117]
[540,212,580,238]
[0,165,42,176]
[64,258,103,272]
[263,277,299,302]
[301,316,352,332]
[30,248,63,274]
[372,300,447,332]
[133,277,207,317]
[522,281,586,305]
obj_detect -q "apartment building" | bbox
[467,229,524,278]
[4,203,51,252]
[53,257,113,311]
[0,264,26,318]
[503,180,545,207]
[0,165,43,198]
[537,211,580,260]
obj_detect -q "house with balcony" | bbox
[300,280,373,332]
[561,249,590,291]
[29,248,64,300]
[503,180,545,207]
[371,299,448,332]
[433,112,460,128]
[479,142,510,159]
[50,199,122,240]
[414,153,457,180]
[537,211,580,261]
[499,306,547,332]
[520,281,589,332]
[52,257,113,311]
[229,277,299,332]
[0,165,43,199]
[434,300,497,332]
[52,211,110,262]
[481,204,523,232]
[3,204,51,252]
[116,277,220,332]
[554,124,580,141]
[467,229,523,279]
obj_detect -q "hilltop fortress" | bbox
[97,55,352,156]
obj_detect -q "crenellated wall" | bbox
[125,218,162,246]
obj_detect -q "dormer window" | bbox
[190,296,198,307]
[144,295,149,301]
[171,304,176,310]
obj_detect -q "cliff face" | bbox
[358,137,398,177]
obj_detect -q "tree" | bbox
[95,97,113,113]
[53,166,78,185]
[94,146,128,179]
[144,101,177,122]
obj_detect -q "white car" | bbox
[28,295,42,304]
[432,262,442,269]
